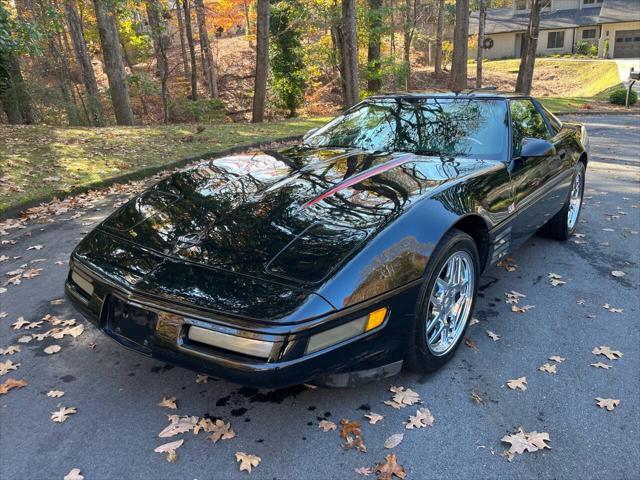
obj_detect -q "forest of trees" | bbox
[1,0,540,128]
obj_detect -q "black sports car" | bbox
[66,92,588,388]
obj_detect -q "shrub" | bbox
[169,98,225,123]
[575,41,590,55]
[588,43,598,56]
[608,88,638,106]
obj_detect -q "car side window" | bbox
[509,99,551,157]
[540,105,563,135]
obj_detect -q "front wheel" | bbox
[540,162,586,240]
[406,229,479,373]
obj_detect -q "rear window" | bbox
[304,98,510,161]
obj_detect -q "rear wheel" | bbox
[540,162,586,240]
[406,229,479,373]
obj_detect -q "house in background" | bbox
[469,0,640,60]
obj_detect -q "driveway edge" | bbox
[556,110,640,116]
[0,134,302,221]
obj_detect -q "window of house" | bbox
[583,0,603,5]
[547,31,565,49]
[582,29,596,39]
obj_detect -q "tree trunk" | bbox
[47,34,83,126]
[449,0,469,92]
[195,0,219,98]
[0,51,33,124]
[340,0,359,107]
[243,0,251,36]
[475,0,486,89]
[402,0,412,88]
[515,0,541,94]
[252,0,269,122]
[145,0,170,123]
[331,23,348,104]
[175,0,190,79]
[182,0,198,100]
[64,0,105,126]
[367,0,382,92]
[434,0,445,75]
[93,0,134,125]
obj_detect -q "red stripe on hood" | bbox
[301,153,414,210]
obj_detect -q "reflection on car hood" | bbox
[99,146,497,284]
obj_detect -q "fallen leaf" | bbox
[27,244,43,250]
[464,337,479,351]
[383,433,404,449]
[63,468,84,480]
[501,428,550,460]
[0,360,20,376]
[405,408,434,429]
[497,258,517,271]
[11,317,29,329]
[0,345,20,356]
[17,335,32,343]
[595,398,620,411]
[341,419,367,452]
[0,311,7,318]
[195,373,208,384]
[471,389,484,404]
[539,363,557,374]
[0,378,27,395]
[154,439,184,453]
[592,346,623,360]
[50,298,65,305]
[506,377,527,391]
[486,330,500,341]
[364,412,384,425]
[511,304,535,313]
[166,450,178,462]
[548,273,566,287]
[591,362,613,370]
[235,452,261,473]
[469,317,480,326]
[47,390,64,398]
[44,345,61,355]
[51,406,77,423]
[611,270,625,277]
[354,466,374,476]
[318,419,337,431]
[25,321,43,330]
[157,396,177,409]
[602,304,623,313]
[159,415,198,437]
[207,419,236,443]
[384,386,420,409]
[548,355,565,363]
[375,453,406,480]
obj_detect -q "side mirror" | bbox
[519,137,556,158]
[302,127,318,141]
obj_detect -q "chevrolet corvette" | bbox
[66,92,588,387]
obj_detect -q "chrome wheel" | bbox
[425,251,475,356]
[567,167,584,230]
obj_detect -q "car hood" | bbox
[98,146,497,285]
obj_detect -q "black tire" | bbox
[539,162,586,241]
[405,228,480,373]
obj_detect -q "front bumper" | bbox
[65,261,419,388]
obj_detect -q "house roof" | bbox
[470,0,640,35]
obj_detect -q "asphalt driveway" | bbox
[1,114,638,480]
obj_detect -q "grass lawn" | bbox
[0,117,329,214]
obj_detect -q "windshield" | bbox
[304,97,509,161]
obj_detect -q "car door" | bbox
[507,98,569,246]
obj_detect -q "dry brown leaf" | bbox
[595,398,620,411]
[384,386,420,409]
[405,408,434,429]
[548,273,566,287]
[17,335,32,343]
[157,396,177,409]
[0,360,20,376]
[193,418,215,434]
[235,452,261,473]
[501,428,550,460]
[27,244,43,250]
[469,317,480,326]
[506,377,527,391]
[591,362,613,370]
[602,304,623,313]
[341,419,366,452]
[25,321,43,330]
[354,466,374,476]
[158,415,198,437]
[464,337,479,351]
[383,433,404,449]
[195,373,208,384]
[11,317,29,330]
[539,363,557,374]
[592,346,623,360]
[63,468,84,480]
[375,453,406,480]
[318,419,337,431]
[44,345,62,355]
[0,378,27,395]
[207,419,236,443]
[50,298,65,305]
[51,406,77,423]
[47,390,64,398]
[364,412,384,425]
[486,330,500,341]
[0,345,20,356]
[154,439,184,453]
[611,270,625,277]
[471,389,484,404]
[549,355,565,363]
[497,258,517,271]
[511,304,535,313]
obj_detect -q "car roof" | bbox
[366,90,530,101]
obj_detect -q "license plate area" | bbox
[106,296,157,355]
